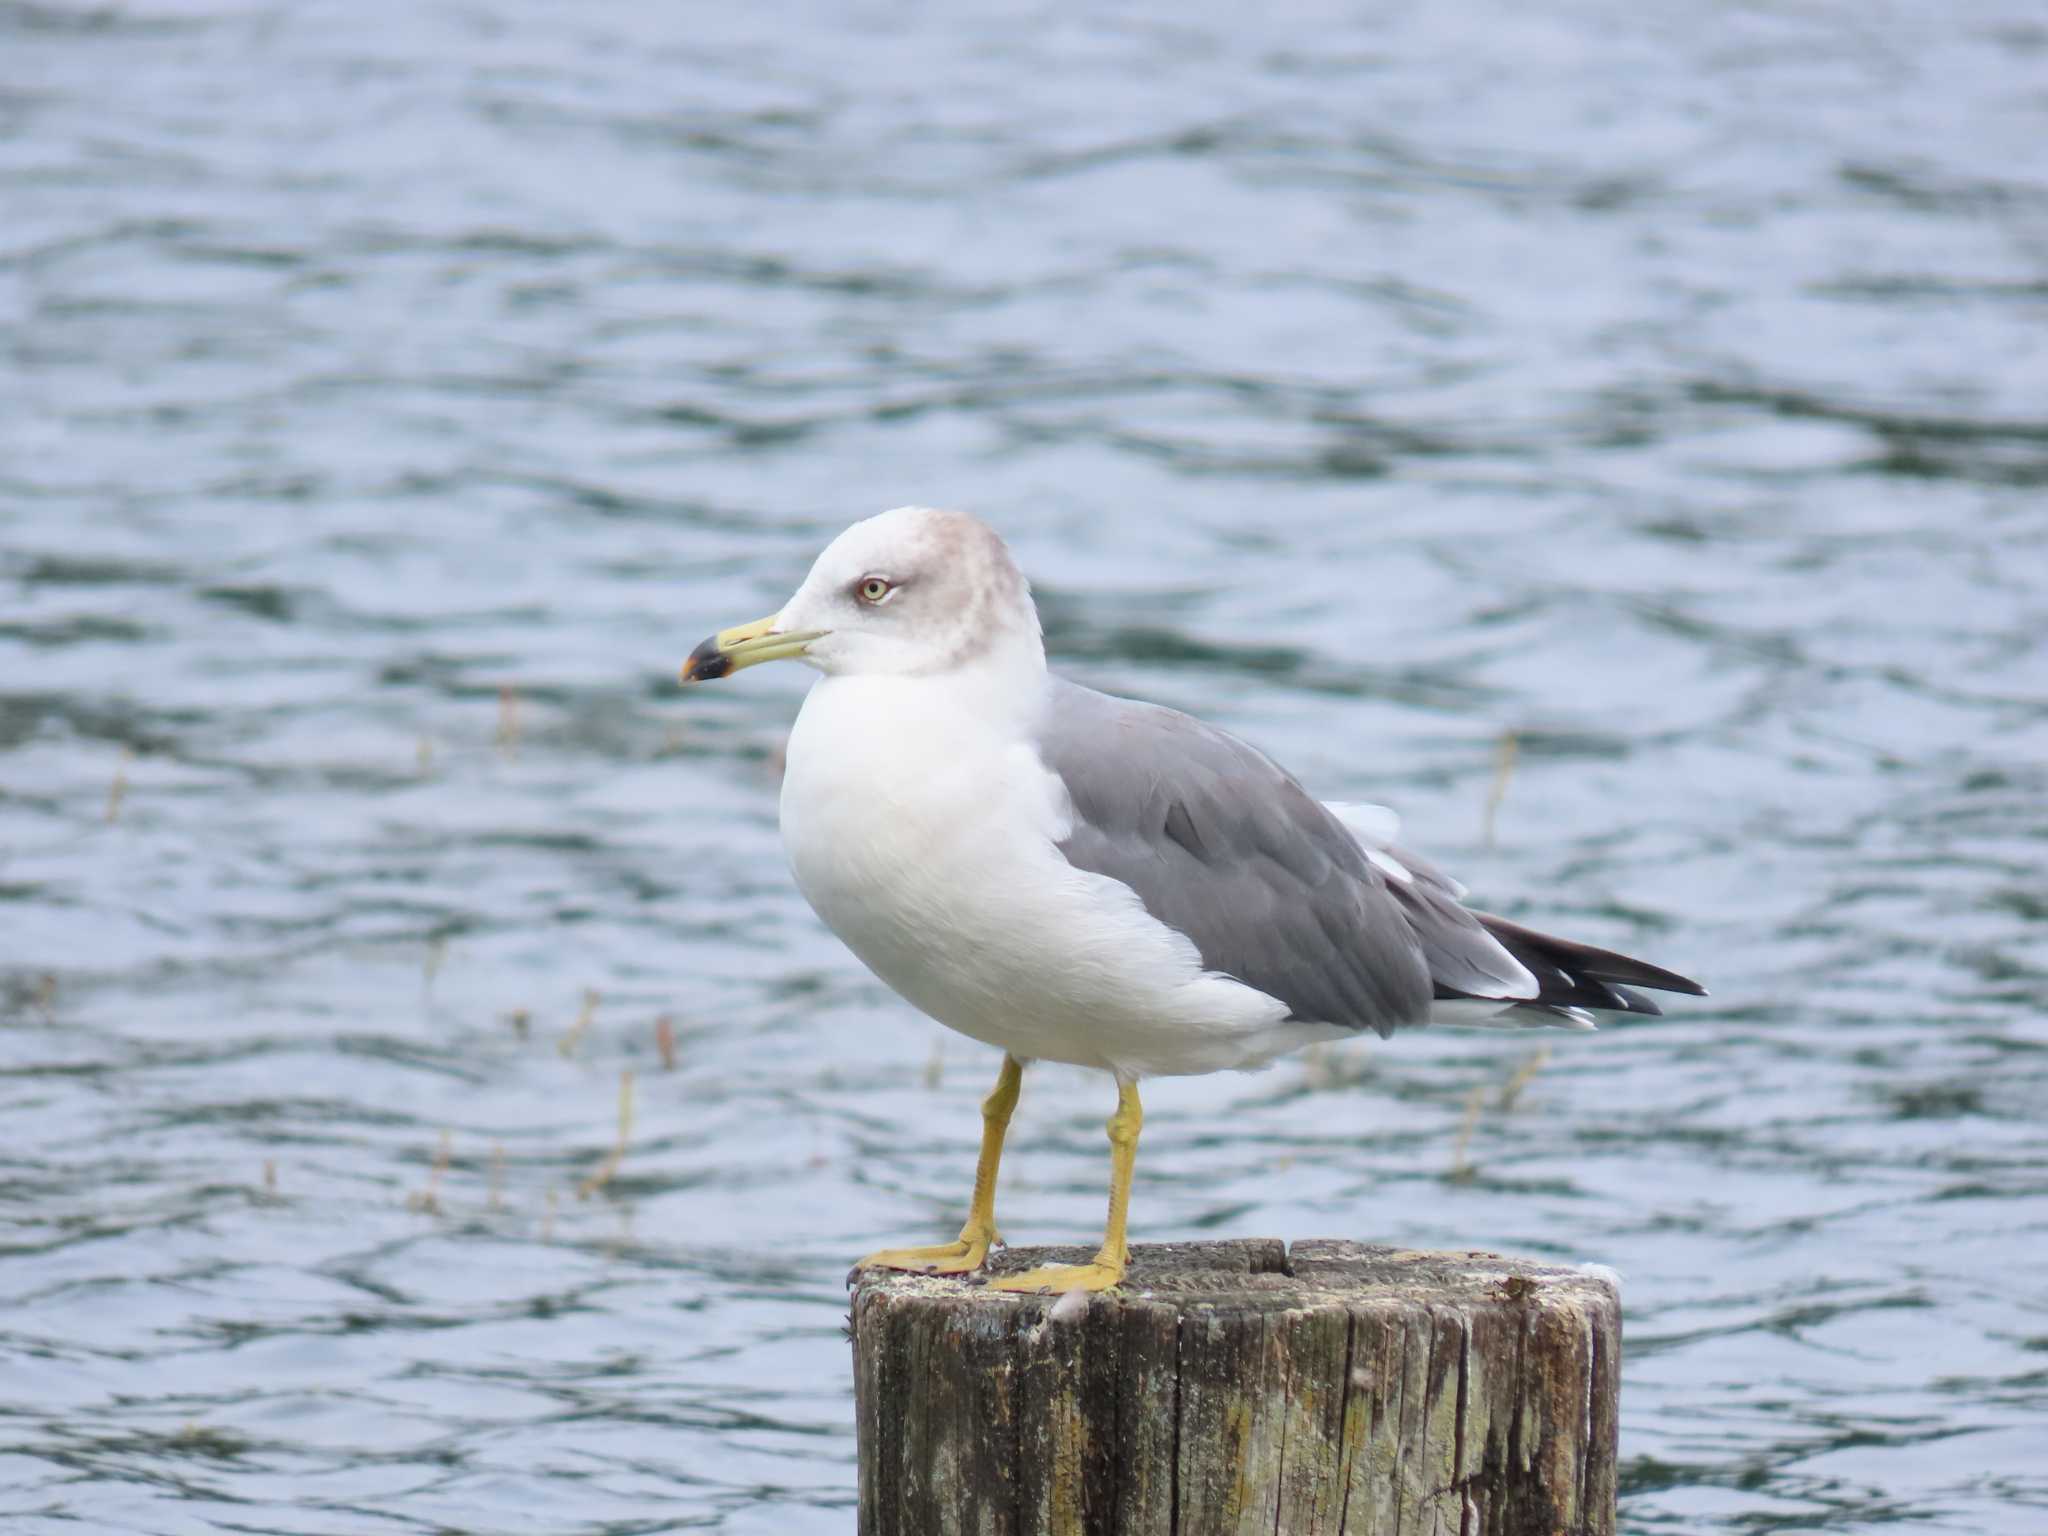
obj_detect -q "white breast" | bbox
[778,670,1308,1078]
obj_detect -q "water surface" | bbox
[4,3,2046,1532]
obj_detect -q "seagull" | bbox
[681,506,1704,1294]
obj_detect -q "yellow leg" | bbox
[991,1077,1141,1295]
[855,1054,1023,1276]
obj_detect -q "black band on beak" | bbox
[682,634,732,683]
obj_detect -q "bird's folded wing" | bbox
[1036,678,1536,1038]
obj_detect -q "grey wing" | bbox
[1035,678,1537,1038]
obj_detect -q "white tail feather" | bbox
[1430,999,1598,1031]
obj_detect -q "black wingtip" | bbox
[1579,952,1706,997]
[1642,971,1708,998]
[1601,983,1665,1016]
[1471,910,1706,1011]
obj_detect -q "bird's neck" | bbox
[806,644,1047,741]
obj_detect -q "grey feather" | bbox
[1384,875,1537,1000]
[1034,677,1706,1036]
[1038,678,1516,1037]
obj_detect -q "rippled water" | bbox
[5,3,2047,1532]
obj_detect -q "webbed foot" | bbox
[988,1257,1124,1295]
[852,1230,995,1278]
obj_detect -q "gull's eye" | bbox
[855,576,894,605]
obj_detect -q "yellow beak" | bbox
[679,614,826,683]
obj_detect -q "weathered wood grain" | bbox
[851,1239,1619,1536]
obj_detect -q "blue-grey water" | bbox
[4,3,2046,1532]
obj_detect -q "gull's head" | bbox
[680,506,1042,684]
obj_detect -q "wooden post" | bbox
[851,1238,1619,1536]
